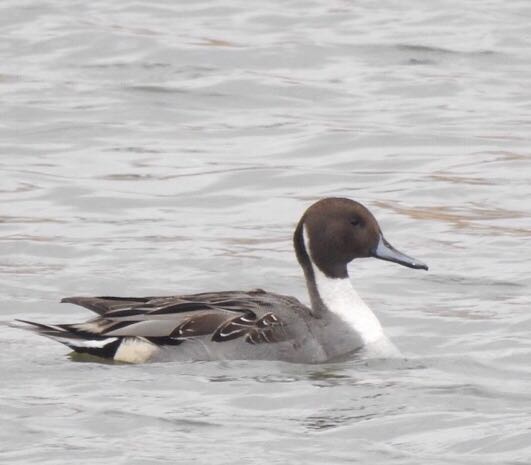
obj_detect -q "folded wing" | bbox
[17,290,290,362]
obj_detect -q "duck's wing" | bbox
[60,296,155,315]
[16,290,299,362]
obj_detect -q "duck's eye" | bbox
[350,218,361,227]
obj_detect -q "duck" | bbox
[16,198,428,364]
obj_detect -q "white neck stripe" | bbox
[302,225,385,344]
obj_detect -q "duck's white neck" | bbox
[312,266,384,344]
[303,226,385,345]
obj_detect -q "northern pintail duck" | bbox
[17,198,428,363]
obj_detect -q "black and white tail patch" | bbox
[62,337,122,358]
[14,319,158,362]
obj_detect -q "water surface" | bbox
[1,0,531,463]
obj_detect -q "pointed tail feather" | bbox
[14,319,69,337]
[13,319,123,359]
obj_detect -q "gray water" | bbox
[1,0,531,463]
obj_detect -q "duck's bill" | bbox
[371,235,428,271]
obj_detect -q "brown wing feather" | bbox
[212,312,287,344]
[61,296,152,315]
[170,312,230,338]
[61,291,292,346]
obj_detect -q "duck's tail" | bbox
[13,319,124,359]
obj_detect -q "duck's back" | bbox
[18,289,341,363]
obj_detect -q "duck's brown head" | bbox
[294,197,428,279]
